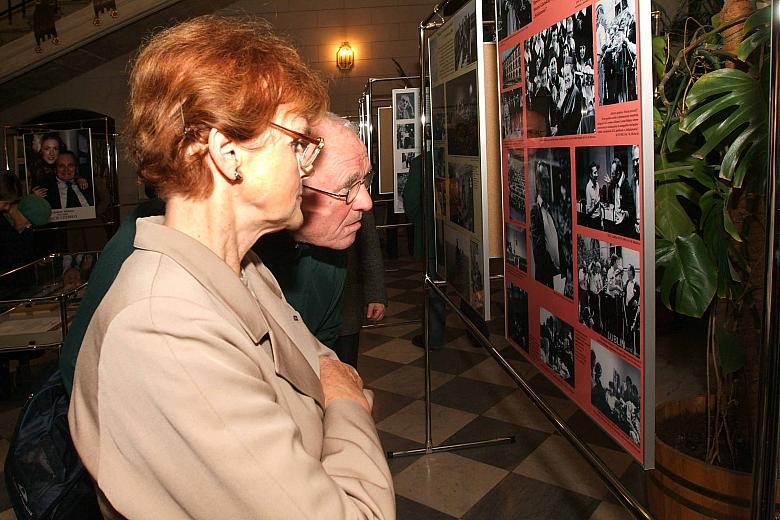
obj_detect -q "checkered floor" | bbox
[0,254,650,519]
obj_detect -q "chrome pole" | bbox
[751,1,780,518]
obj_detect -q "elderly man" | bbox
[43,151,93,209]
[60,113,375,394]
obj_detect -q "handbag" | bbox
[4,368,100,519]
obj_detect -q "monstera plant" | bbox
[654,0,770,469]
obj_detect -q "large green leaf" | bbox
[680,68,767,187]
[653,36,667,79]
[655,182,697,240]
[657,233,717,317]
[737,6,771,61]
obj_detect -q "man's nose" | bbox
[351,184,373,212]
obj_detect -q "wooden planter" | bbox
[647,396,778,519]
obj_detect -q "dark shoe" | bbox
[412,334,441,351]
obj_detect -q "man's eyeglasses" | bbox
[303,170,374,205]
[269,122,325,176]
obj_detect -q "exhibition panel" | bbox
[496,0,655,465]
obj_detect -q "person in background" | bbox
[0,189,52,276]
[68,16,393,518]
[43,151,93,209]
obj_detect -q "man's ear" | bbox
[207,128,240,182]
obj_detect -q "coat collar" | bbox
[134,217,324,407]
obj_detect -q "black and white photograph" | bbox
[507,282,529,351]
[432,84,447,141]
[23,128,97,222]
[401,151,416,170]
[505,223,527,271]
[591,340,641,445]
[448,162,475,232]
[394,172,409,213]
[596,1,638,105]
[577,235,640,357]
[470,240,485,310]
[501,87,523,139]
[445,225,471,299]
[453,5,477,71]
[540,307,575,388]
[524,8,595,137]
[395,91,416,120]
[507,148,526,223]
[435,178,447,216]
[446,70,480,156]
[575,145,639,240]
[528,147,573,299]
[497,0,532,40]
[434,147,446,179]
[501,44,522,88]
[396,123,416,149]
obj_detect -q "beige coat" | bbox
[69,217,395,519]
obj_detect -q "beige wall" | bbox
[0,0,434,206]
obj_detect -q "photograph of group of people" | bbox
[446,70,480,156]
[529,147,573,299]
[501,87,523,139]
[507,282,529,351]
[505,223,527,272]
[540,307,575,388]
[396,123,416,150]
[591,340,641,445]
[575,144,640,240]
[523,8,594,137]
[596,0,638,105]
[577,236,640,357]
[23,129,96,221]
[470,240,485,310]
[498,0,532,40]
[454,5,477,71]
[432,85,446,141]
[507,148,526,223]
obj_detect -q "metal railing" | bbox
[1,0,31,24]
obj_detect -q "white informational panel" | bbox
[428,0,491,320]
[496,0,655,466]
[392,87,421,213]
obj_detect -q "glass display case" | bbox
[0,252,98,352]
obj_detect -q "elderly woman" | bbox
[68,16,394,519]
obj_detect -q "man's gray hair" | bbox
[322,112,360,136]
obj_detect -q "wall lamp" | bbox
[336,42,354,71]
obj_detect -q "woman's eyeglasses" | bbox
[269,122,325,176]
[303,170,374,205]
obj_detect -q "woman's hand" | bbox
[366,303,386,321]
[30,186,47,198]
[319,356,370,413]
[76,177,89,190]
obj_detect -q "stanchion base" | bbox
[387,436,515,459]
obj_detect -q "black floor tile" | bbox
[370,388,416,423]
[378,431,424,476]
[386,279,423,290]
[411,349,488,376]
[430,377,515,415]
[462,473,600,520]
[528,372,567,399]
[396,495,458,519]
[356,355,404,384]
[442,416,549,471]
[359,331,395,350]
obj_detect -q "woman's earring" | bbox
[233,170,242,181]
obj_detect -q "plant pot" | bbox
[647,396,778,519]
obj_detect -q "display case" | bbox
[0,252,98,352]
